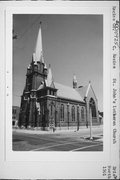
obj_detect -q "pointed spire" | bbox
[34,22,44,64]
[73,74,77,88]
[46,64,54,87]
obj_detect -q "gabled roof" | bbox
[54,82,84,102]
[77,82,97,101]
[76,85,88,99]
[37,81,84,102]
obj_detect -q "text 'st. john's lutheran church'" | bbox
[19,23,100,131]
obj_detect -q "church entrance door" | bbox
[49,102,55,131]
[89,98,97,122]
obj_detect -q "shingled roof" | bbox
[37,80,85,102]
[54,82,84,102]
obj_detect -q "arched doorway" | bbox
[89,98,97,139]
[89,98,97,119]
[49,101,55,130]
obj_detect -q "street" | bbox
[12,127,103,151]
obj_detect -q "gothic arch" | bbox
[89,98,97,118]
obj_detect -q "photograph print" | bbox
[12,14,103,151]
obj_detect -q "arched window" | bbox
[67,104,69,122]
[81,107,84,120]
[89,98,96,117]
[49,102,54,116]
[77,106,79,121]
[60,104,64,121]
[72,106,75,121]
[67,104,69,113]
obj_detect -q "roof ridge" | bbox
[54,82,73,89]
[54,82,84,102]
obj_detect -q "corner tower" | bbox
[19,23,47,128]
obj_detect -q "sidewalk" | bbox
[13,125,103,136]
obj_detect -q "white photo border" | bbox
[0,1,119,179]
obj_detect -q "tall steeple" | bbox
[34,22,44,64]
[73,74,77,88]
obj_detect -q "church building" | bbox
[19,24,100,131]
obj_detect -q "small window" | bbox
[12,121,15,126]
[67,104,69,120]
[50,90,53,95]
[13,109,16,114]
[12,115,16,119]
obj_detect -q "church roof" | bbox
[76,85,88,99]
[77,82,97,101]
[37,81,84,102]
[54,82,84,102]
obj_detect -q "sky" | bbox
[13,14,103,111]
